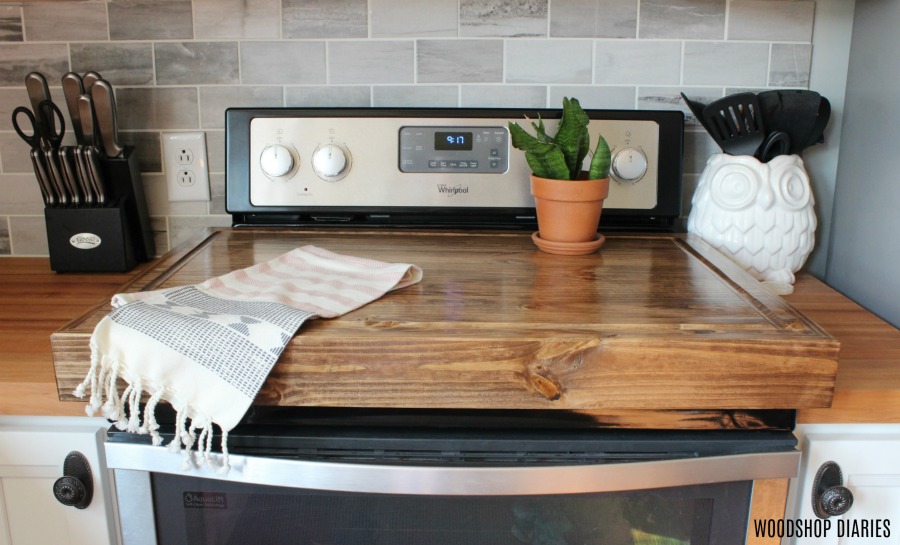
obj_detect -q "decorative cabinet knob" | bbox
[53,451,93,509]
[812,461,853,518]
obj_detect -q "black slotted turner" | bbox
[701,92,766,156]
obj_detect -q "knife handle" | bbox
[77,94,98,150]
[91,80,124,158]
[61,73,85,145]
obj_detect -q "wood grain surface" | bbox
[49,229,840,412]
[0,257,152,416]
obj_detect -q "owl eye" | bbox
[773,162,812,210]
[709,162,761,210]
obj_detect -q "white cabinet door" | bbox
[0,416,119,545]
[786,424,900,544]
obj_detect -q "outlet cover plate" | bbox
[163,132,210,202]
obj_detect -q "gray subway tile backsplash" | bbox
[459,0,548,38]
[728,0,815,42]
[116,88,201,130]
[70,43,155,86]
[594,40,681,84]
[640,0,726,40]
[770,43,813,87]
[23,3,108,42]
[240,41,326,85]
[0,7,22,43]
[683,41,769,86]
[283,0,368,39]
[0,0,819,256]
[0,44,68,86]
[550,0,638,38]
[109,0,194,41]
[328,41,415,84]
[285,86,372,107]
[506,39,594,83]
[417,40,504,83]
[155,42,240,85]
[370,0,458,37]
[194,0,281,40]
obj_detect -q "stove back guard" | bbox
[225,107,684,230]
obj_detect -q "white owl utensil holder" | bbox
[687,154,816,295]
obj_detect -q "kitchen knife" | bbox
[77,93,107,205]
[29,148,57,207]
[61,72,85,145]
[24,72,54,135]
[91,79,125,158]
[82,71,102,94]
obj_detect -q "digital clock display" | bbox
[434,131,473,151]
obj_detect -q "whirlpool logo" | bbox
[437,184,469,197]
[69,233,101,250]
[183,491,227,509]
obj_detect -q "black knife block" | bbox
[45,202,138,272]
[44,146,155,273]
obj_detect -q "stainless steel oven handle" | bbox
[106,442,799,496]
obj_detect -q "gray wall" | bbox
[0,0,829,256]
[826,0,900,328]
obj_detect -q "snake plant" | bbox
[509,97,611,181]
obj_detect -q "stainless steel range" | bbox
[225,107,684,230]
[103,107,806,545]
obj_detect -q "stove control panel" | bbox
[246,115,663,210]
[399,126,509,174]
[228,107,684,228]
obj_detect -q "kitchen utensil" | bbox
[757,90,830,155]
[91,79,124,158]
[757,130,791,163]
[680,92,718,137]
[12,101,70,205]
[701,92,766,157]
[804,96,831,151]
[61,72,85,144]
[12,107,56,206]
[77,93,107,204]
[82,71,102,94]
[31,100,84,206]
[62,73,102,204]
[24,72,55,135]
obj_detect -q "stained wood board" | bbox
[51,229,839,411]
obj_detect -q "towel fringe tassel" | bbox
[74,351,231,474]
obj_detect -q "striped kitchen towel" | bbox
[74,245,422,473]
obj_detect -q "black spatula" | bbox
[701,92,766,157]
[680,92,717,136]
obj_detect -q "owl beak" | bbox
[758,181,775,210]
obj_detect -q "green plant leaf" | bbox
[525,142,570,180]
[530,116,554,143]
[509,121,544,152]
[589,134,611,180]
[554,97,592,180]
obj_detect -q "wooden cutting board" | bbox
[51,228,839,413]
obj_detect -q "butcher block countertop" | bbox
[2,228,898,422]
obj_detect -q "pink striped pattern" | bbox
[114,246,422,318]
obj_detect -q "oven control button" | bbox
[260,144,295,178]
[312,144,350,180]
[611,147,648,183]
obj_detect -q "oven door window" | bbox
[152,474,750,545]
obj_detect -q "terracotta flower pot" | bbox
[531,174,609,254]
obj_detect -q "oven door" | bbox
[106,426,799,545]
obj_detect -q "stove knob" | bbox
[259,144,295,178]
[312,144,350,180]
[611,147,648,183]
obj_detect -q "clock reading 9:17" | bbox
[434,131,474,151]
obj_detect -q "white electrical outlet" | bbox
[163,132,210,202]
